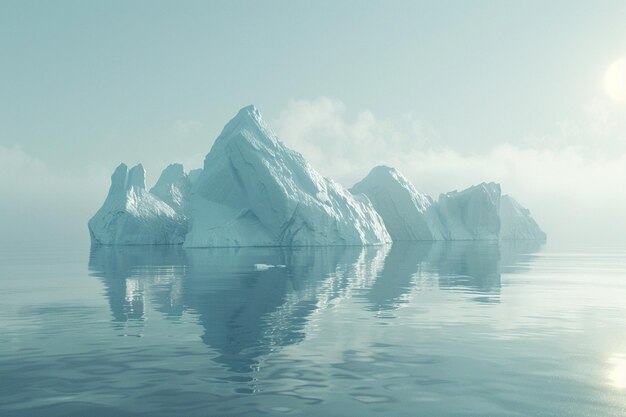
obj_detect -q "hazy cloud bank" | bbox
[0,146,108,245]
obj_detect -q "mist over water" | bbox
[2,241,626,416]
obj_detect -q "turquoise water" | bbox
[1,242,626,416]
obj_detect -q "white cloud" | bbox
[172,119,203,136]
[0,145,47,175]
[274,97,437,187]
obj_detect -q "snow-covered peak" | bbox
[208,105,279,163]
[154,163,184,184]
[237,104,264,124]
[368,165,396,174]
[364,165,405,184]
[197,104,325,204]
[150,163,190,213]
[443,182,501,200]
[352,165,432,211]
[351,166,445,240]
[185,106,390,247]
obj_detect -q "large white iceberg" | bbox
[183,105,390,247]
[89,105,546,246]
[499,195,546,240]
[88,163,188,245]
[350,166,447,240]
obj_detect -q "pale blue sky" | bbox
[1,1,626,244]
[2,0,624,166]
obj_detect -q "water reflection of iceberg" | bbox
[431,241,502,296]
[365,242,432,312]
[184,246,368,372]
[432,240,543,301]
[499,240,544,272]
[89,245,388,372]
[364,240,544,309]
[89,245,186,323]
[88,240,542,372]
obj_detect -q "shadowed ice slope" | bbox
[350,166,447,240]
[184,105,390,247]
[499,195,546,240]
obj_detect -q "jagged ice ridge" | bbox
[88,105,546,246]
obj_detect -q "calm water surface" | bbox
[1,241,626,416]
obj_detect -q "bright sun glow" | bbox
[608,354,626,389]
[605,58,626,101]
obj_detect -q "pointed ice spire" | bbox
[127,164,146,190]
[150,163,189,213]
[152,163,185,191]
[107,163,129,198]
[209,105,279,156]
[351,165,445,240]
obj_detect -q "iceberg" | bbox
[350,166,446,240]
[499,195,546,241]
[88,163,188,245]
[183,105,391,247]
[89,104,546,246]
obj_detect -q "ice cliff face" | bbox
[88,163,188,245]
[350,166,446,240]
[89,105,546,246]
[437,182,502,240]
[499,195,546,241]
[183,105,391,247]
